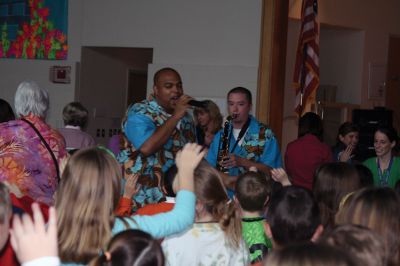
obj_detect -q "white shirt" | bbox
[162,223,249,266]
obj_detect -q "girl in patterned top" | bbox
[162,160,249,266]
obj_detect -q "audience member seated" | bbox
[89,230,164,266]
[264,242,360,266]
[312,162,361,231]
[322,224,387,266]
[234,171,272,264]
[162,160,249,266]
[332,122,362,163]
[193,99,223,147]
[285,112,333,191]
[336,187,400,266]
[58,102,96,153]
[363,126,400,187]
[56,144,203,265]
[0,98,15,123]
[0,81,67,206]
[263,186,323,250]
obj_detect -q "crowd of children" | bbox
[1,138,399,266]
[1,82,400,266]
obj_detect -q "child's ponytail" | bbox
[219,199,242,248]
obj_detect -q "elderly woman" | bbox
[0,81,67,206]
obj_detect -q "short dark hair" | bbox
[265,242,360,266]
[298,112,323,139]
[227,87,252,104]
[0,98,15,123]
[354,163,374,188]
[235,171,271,212]
[336,122,359,144]
[266,186,320,247]
[91,229,164,266]
[375,125,398,143]
[153,67,181,86]
[163,165,177,197]
[62,102,89,128]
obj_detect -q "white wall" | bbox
[0,0,263,128]
[81,1,262,66]
[288,0,400,108]
[81,0,262,113]
[320,27,364,104]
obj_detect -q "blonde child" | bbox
[56,143,205,265]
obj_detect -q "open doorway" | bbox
[78,47,153,145]
[127,70,148,107]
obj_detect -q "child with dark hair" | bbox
[264,186,323,249]
[354,163,374,187]
[332,122,361,163]
[313,162,361,230]
[265,242,360,266]
[89,230,164,266]
[235,171,272,264]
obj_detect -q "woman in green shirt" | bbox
[363,126,400,187]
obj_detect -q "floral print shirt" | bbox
[206,115,282,176]
[0,114,67,206]
[118,99,195,207]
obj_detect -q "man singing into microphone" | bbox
[119,67,195,207]
[206,87,282,188]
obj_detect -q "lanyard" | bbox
[377,156,393,187]
[229,117,251,153]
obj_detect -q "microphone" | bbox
[188,100,206,108]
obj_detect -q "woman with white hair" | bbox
[0,81,67,206]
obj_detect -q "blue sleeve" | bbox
[112,190,195,238]
[124,113,156,149]
[206,131,221,167]
[260,136,283,168]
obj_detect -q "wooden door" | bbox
[386,37,400,132]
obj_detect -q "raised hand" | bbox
[10,203,58,264]
[173,94,192,119]
[338,144,354,162]
[271,168,291,186]
[175,143,206,192]
[123,173,141,199]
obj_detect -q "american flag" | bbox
[293,0,319,116]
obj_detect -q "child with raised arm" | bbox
[162,160,249,266]
[55,143,205,265]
